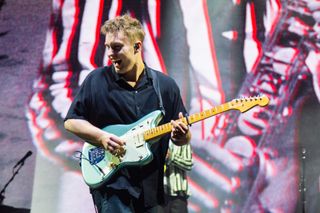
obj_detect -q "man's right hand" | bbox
[98,133,126,155]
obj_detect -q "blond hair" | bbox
[101,14,145,44]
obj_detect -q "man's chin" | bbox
[114,67,128,74]
[113,64,131,74]
[113,65,122,72]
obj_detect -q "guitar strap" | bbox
[147,68,166,116]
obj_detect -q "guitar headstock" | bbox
[231,95,270,113]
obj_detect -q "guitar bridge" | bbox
[114,146,126,158]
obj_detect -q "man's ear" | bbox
[134,43,139,51]
[133,42,142,52]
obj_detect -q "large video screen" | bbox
[1,0,320,212]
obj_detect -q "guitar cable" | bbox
[73,151,106,175]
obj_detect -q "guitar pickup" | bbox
[134,134,144,148]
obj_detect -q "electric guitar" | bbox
[80,95,269,188]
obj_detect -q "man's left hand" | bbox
[170,112,191,146]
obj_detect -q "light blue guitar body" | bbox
[81,110,163,188]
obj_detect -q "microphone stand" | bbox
[299,147,307,213]
[0,159,28,205]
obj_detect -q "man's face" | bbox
[104,32,137,74]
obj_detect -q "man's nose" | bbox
[107,48,114,57]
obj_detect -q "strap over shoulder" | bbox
[147,68,166,116]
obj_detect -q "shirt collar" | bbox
[110,64,151,88]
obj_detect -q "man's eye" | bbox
[113,45,122,51]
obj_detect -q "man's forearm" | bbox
[64,119,105,146]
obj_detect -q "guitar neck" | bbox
[143,102,232,141]
[143,95,269,141]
